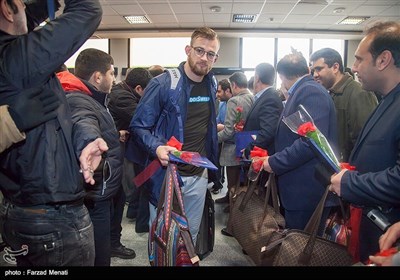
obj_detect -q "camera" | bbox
[367,209,391,231]
[24,0,61,31]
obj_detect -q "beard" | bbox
[188,57,212,76]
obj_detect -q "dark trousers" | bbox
[2,200,94,266]
[85,199,111,266]
[110,185,126,248]
[131,163,150,232]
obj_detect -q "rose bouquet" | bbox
[248,146,268,181]
[234,106,245,132]
[133,136,217,187]
[283,105,340,172]
[167,136,217,170]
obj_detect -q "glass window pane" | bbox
[312,39,344,59]
[242,38,275,68]
[277,38,310,62]
[130,38,189,67]
[276,38,310,90]
[64,39,109,68]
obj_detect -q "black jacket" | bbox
[59,72,122,202]
[108,82,141,131]
[0,0,102,206]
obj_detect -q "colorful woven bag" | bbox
[148,163,200,266]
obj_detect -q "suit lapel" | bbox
[246,87,269,121]
[352,86,399,153]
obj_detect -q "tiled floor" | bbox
[111,184,253,267]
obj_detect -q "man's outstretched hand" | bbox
[80,138,109,185]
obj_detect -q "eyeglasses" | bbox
[191,46,219,61]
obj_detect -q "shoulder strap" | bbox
[166,68,181,91]
[165,68,184,142]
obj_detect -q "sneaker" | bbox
[135,226,149,233]
[111,244,136,259]
[215,194,229,204]
[220,228,233,237]
[210,183,223,194]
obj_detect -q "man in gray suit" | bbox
[330,21,400,262]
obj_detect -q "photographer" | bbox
[0,0,104,266]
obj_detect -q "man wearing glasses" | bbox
[128,27,220,244]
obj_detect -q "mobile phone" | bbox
[367,209,391,231]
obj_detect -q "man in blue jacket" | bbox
[127,27,219,244]
[0,0,106,266]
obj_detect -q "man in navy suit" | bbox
[330,21,400,262]
[263,52,339,232]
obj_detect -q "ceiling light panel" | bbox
[123,15,151,24]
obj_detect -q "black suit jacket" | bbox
[243,87,283,155]
[342,83,400,261]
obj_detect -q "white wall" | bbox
[110,39,129,82]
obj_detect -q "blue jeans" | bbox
[149,169,208,244]
[1,200,94,266]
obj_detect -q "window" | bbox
[242,38,275,69]
[276,38,310,89]
[64,39,109,68]
[277,38,310,62]
[312,39,345,60]
[130,38,189,67]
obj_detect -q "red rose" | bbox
[252,160,263,173]
[166,136,182,150]
[297,122,316,136]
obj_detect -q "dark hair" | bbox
[229,72,248,88]
[277,53,309,79]
[125,68,152,89]
[190,27,219,46]
[344,67,355,79]
[55,63,68,73]
[74,48,114,81]
[255,63,275,85]
[248,76,254,91]
[365,21,400,68]
[6,0,18,13]
[310,48,344,73]
[148,65,165,77]
[218,78,231,92]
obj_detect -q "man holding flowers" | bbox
[263,51,339,234]
[329,21,400,263]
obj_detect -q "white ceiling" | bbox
[91,0,400,40]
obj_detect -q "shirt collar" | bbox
[255,86,273,100]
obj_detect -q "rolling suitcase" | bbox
[195,189,215,260]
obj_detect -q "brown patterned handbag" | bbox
[230,175,285,265]
[260,187,353,266]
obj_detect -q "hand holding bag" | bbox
[148,163,200,266]
[230,175,285,265]
[261,187,353,266]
